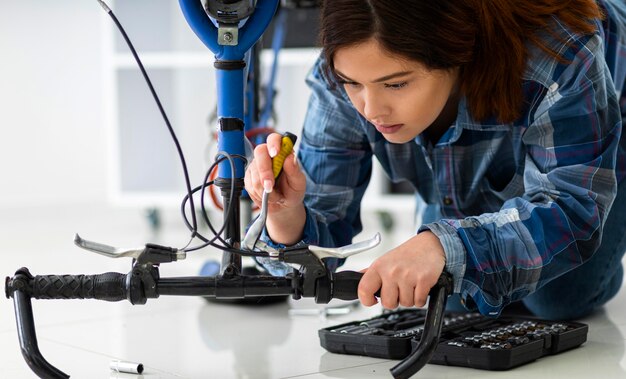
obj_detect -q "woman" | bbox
[245,0,626,320]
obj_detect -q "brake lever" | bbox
[308,233,381,260]
[74,234,186,265]
[74,234,143,259]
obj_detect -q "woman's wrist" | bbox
[265,204,307,246]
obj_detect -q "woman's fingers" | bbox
[358,268,427,309]
[253,143,275,192]
[251,133,297,192]
[380,282,399,309]
[244,161,263,205]
[414,289,428,308]
[358,268,382,306]
[356,233,446,309]
[266,133,284,159]
[281,153,306,193]
[399,284,417,308]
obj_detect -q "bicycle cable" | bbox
[96,0,267,257]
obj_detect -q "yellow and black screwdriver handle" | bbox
[271,132,297,181]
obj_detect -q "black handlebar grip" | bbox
[332,271,380,301]
[31,273,128,302]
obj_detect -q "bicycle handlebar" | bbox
[6,265,450,379]
[12,269,370,302]
[29,272,128,301]
[332,270,377,301]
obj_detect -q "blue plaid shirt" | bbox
[260,0,626,316]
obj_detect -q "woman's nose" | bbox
[362,90,390,122]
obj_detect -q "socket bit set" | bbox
[318,309,588,370]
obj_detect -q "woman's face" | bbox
[333,39,459,144]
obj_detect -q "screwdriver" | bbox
[242,132,297,251]
[271,132,297,179]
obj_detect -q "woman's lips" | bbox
[374,123,404,134]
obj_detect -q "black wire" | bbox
[180,183,222,244]
[183,153,248,252]
[100,1,267,258]
[180,178,269,257]
[103,3,198,233]
[179,154,237,247]
[199,155,235,245]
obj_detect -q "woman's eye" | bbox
[384,82,408,90]
[338,80,360,88]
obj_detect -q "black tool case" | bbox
[319,309,588,370]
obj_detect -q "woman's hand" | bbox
[244,133,307,245]
[358,231,446,309]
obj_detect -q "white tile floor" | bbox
[1,204,625,378]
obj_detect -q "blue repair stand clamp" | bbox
[178,0,280,276]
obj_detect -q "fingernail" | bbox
[263,179,273,192]
[293,154,299,167]
[269,147,278,158]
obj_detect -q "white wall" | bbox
[0,1,416,263]
[0,1,106,207]
[0,1,317,209]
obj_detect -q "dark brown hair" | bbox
[319,0,603,123]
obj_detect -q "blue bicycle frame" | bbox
[179,0,279,178]
[178,0,280,273]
